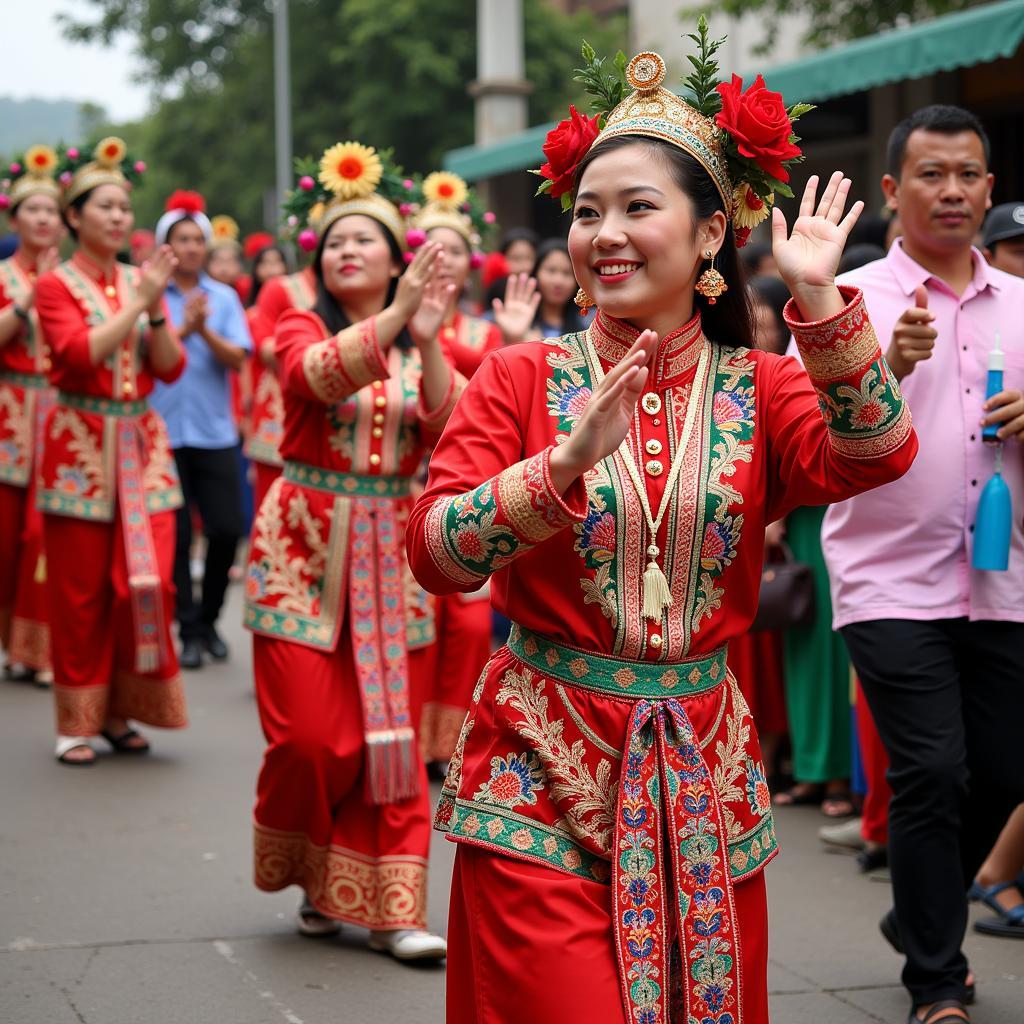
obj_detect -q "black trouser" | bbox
[172,445,244,642]
[842,618,1024,1009]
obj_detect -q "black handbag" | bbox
[750,544,816,633]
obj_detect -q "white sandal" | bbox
[55,735,96,766]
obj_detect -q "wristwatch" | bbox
[149,314,167,328]
[13,304,29,322]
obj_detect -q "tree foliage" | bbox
[684,0,979,52]
[62,0,627,231]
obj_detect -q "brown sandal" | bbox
[909,999,969,1024]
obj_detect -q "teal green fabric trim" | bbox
[243,603,335,650]
[57,391,147,417]
[727,815,779,881]
[38,490,113,521]
[508,624,727,698]
[282,460,411,498]
[0,371,48,389]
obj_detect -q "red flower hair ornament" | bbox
[537,104,601,210]
[165,189,206,215]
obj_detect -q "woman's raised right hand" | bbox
[549,330,655,492]
[138,245,178,307]
[392,242,442,322]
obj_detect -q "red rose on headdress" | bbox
[715,75,801,182]
[540,105,601,199]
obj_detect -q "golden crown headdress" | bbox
[282,142,412,253]
[408,171,496,268]
[1,146,61,211]
[535,19,813,245]
[56,138,146,209]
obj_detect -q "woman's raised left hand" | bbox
[771,172,863,305]
[409,271,456,349]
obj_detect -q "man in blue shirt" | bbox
[151,193,252,669]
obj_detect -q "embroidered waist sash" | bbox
[0,371,50,389]
[508,625,742,1024]
[282,458,417,805]
[55,391,168,674]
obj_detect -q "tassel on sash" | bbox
[642,551,674,621]
[116,418,169,674]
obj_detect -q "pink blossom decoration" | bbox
[9,163,21,175]
[403,251,415,264]
[67,148,79,160]
[59,172,73,186]
[134,161,147,174]
[403,179,415,190]
[299,175,315,192]
[405,228,427,249]
[297,229,318,252]
[470,251,485,270]
[483,211,496,224]
[286,214,298,227]
[399,203,413,217]
[0,195,9,211]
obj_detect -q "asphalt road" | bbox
[2,586,1020,1023]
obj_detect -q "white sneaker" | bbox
[818,817,865,850]
[295,898,341,937]
[368,928,447,961]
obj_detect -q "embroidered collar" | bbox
[72,249,121,291]
[588,308,707,388]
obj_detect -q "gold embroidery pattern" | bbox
[9,616,50,671]
[496,450,575,545]
[253,824,427,929]
[55,671,188,734]
[0,384,32,485]
[495,665,617,854]
[786,289,878,381]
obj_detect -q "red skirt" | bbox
[43,509,186,735]
[252,631,433,930]
[0,481,27,650]
[446,845,770,1023]
[7,471,51,671]
[419,591,493,763]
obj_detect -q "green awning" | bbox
[445,0,1024,182]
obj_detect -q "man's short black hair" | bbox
[886,105,990,178]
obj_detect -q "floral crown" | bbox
[282,142,414,253]
[210,214,241,249]
[407,171,497,269]
[56,138,147,209]
[0,145,62,211]
[535,18,812,246]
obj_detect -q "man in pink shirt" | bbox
[824,106,1024,1024]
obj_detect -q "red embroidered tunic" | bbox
[407,289,916,1023]
[245,269,316,469]
[440,310,503,379]
[34,254,184,521]
[243,310,463,653]
[0,255,53,487]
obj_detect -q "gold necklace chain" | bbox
[584,334,711,621]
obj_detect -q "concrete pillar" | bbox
[471,0,533,146]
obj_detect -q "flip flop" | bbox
[55,736,96,767]
[821,791,856,818]
[100,728,151,755]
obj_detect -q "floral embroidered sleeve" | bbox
[35,273,93,373]
[408,350,589,595]
[275,308,389,404]
[765,286,918,519]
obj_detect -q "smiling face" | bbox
[319,214,400,305]
[68,184,133,256]
[12,193,62,251]
[428,226,470,296]
[568,142,725,335]
[535,248,577,309]
[883,129,993,258]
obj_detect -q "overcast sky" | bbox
[8,1,150,121]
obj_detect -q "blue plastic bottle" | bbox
[982,334,1004,444]
[973,449,1012,571]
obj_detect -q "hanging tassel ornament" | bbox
[642,544,674,620]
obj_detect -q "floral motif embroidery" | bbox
[54,465,89,495]
[700,516,740,573]
[744,758,771,817]
[574,479,620,627]
[473,752,545,808]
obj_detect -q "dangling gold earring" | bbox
[575,287,595,314]
[695,249,728,305]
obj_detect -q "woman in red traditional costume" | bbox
[409,171,503,769]
[408,27,918,1023]
[245,142,460,961]
[34,138,188,766]
[0,146,62,686]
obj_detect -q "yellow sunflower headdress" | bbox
[209,214,241,250]
[408,171,497,269]
[1,145,61,211]
[56,137,146,209]
[282,142,413,253]
[534,19,812,246]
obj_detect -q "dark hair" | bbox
[500,227,539,255]
[165,215,203,245]
[531,238,587,334]
[573,135,754,349]
[248,244,289,307]
[839,243,886,275]
[748,275,790,355]
[312,216,411,348]
[886,105,990,178]
[739,241,772,277]
[61,189,93,243]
